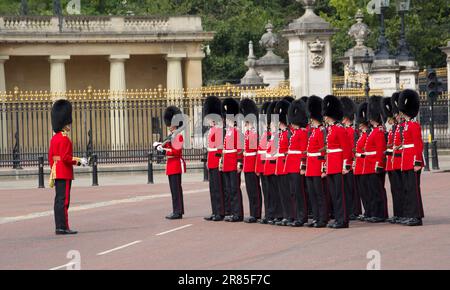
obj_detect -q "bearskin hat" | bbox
[288,99,308,128]
[282,96,295,103]
[267,101,278,125]
[221,97,240,117]
[164,106,183,127]
[341,97,356,121]
[260,101,271,126]
[239,98,258,125]
[307,95,323,122]
[398,89,420,118]
[275,100,290,125]
[51,99,73,133]
[381,97,394,123]
[368,96,383,124]
[300,96,309,104]
[322,95,344,121]
[391,92,400,115]
[203,96,222,117]
[356,102,369,126]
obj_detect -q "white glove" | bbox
[153,142,162,149]
[80,158,88,167]
[156,145,164,152]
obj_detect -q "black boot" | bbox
[55,229,78,235]
[403,218,423,226]
[165,213,182,220]
[244,216,257,223]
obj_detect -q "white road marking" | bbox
[156,224,193,236]
[49,262,76,270]
[0,188,208,225]
[96,240,142,256]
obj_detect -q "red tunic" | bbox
[401,120,424,171]
[243,128,258,173]
[392,122,404,170]
[275,129,289,176]
[48,131,79,180]
[325,124,350,175]
[306,126,326,177]
[222,127,242,172]
[344,126,356,170]
[263,133,277,176]
[354,131,367,176]
[255,131,270,174]
[164,133,185,176]
[207,126,223,169]
[362,126,386,175]
[385,125,395,172]
[285,128,308,174]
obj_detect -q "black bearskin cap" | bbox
[368,96,383,124]
[323,95,344,121]
[221,97,240,117]
[164,106,183,127]
[356,102,369,126]
[391,92,400,115]
[275,100,290,125]
[51,99,73,133]
[300,96,309,104]
[239,98,258,117]
[307,95,323,122]
[341,97,356,121]
[398,89,420,118]
[267,101,278,125]
[203,96,222,117]
[381,97,394,123]
[288,99,308,128]
[282,96,295,103]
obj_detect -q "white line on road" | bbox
[156,224,193,236]
[0,188,208,225]
[97,240,142,256]
[49,262,76,270]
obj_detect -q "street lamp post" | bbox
[375,0,391,60]
[361,49,374,101]
[396,0,413,61]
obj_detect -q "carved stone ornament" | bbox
[308,38,325,68]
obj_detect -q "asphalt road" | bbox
[1,171,450,270]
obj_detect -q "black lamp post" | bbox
[361,49,374,101]
[20,0,28,15]
[396,0,413,61]
[375,0,391,60]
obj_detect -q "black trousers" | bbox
[358,175,371,217]
[208,168,224,216]
[367,173,388,219]
[388,170,404,217]
[306,176,328,223]
[222,171,243,217]
[266,175,282,219]
[352,174,362,216]
[277,174,292,220]
[343,171,356,216]
[260,175,270,219]
[168,174,184,215]
[402,170,424,219]
[54,179,72,230]
[327,174,348,225]
[244,172,262,218]
[289,173,308,222]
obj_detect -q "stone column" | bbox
[109,55,130,150]
[166,53,185,102]
[49,55,70,100]
[0,56,9,152]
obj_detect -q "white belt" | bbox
[207,148,218,152]
[243,152,257,157]
[275,153,286,158]
[288,150,303,154]
[307,153,322,157]
[258,151,267,155]
[223,149,237,154]
[386,149,394,153]
[327,149,343,153]
[365,151,376,156]
[356,153,363,158]
[403,144,415,149]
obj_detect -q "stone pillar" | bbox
[399,60,419,90]
[109,55,130,150]
[369,59,400,97]
[49,55,70,100]
[166,53,185,101]
[0,56,9,152]
[185,55,204,89]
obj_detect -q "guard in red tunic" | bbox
[155,106,186,220]
[390,92,406,224]
[264,101,283,225]
[323,95,352,229]
[340,97,358,220]
[240,98,262,223]
[382,94,403,224]
[48,100,88,235]
[354,102,369,220]
[305,96,328,228]
[256,102,271,224]
[363,96,388,223]
[203,96,225,222]
[285,99,309,227]
[221,98,244,222]
[274,100,292,226]
[398,89,424,226]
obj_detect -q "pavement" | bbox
[1,170,450,270]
